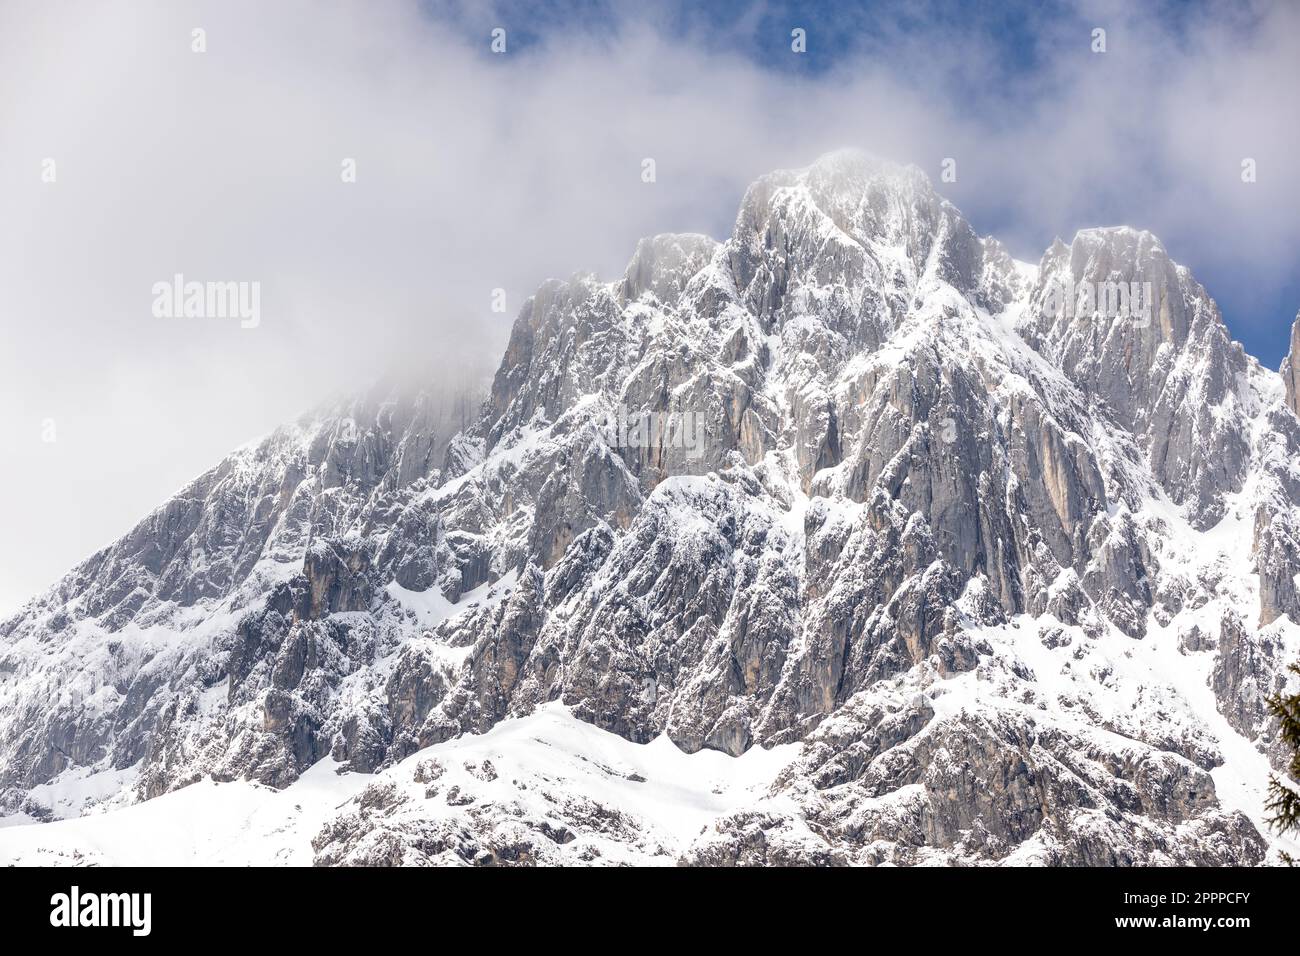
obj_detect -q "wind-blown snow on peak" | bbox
[727,151,991,326]
[620,233,719,307]
[3,152,1300,867]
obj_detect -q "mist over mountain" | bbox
[3,152,1297,866]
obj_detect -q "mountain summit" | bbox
[3,153,1298,866]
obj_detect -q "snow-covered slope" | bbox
[3,151,1299,865]
[0,707,800,866]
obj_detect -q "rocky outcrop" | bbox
[1284,312,1300,418]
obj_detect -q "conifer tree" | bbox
[1266,665,1300,864]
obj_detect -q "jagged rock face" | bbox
[3,151,1300,866]
[1251,407,1300,627]
[1026,229,1252,529]
[1283,313,1300,418]
[0,378,481,791]
[763,696,1264,866]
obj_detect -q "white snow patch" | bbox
[0,707,799,866]
[0,759,372,865]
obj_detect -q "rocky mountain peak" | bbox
[1019,221,1263,527]
[720,151,996,356]
[619,233,719,307]
[729,151,970,277]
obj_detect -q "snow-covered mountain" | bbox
[3,151,1299,865]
